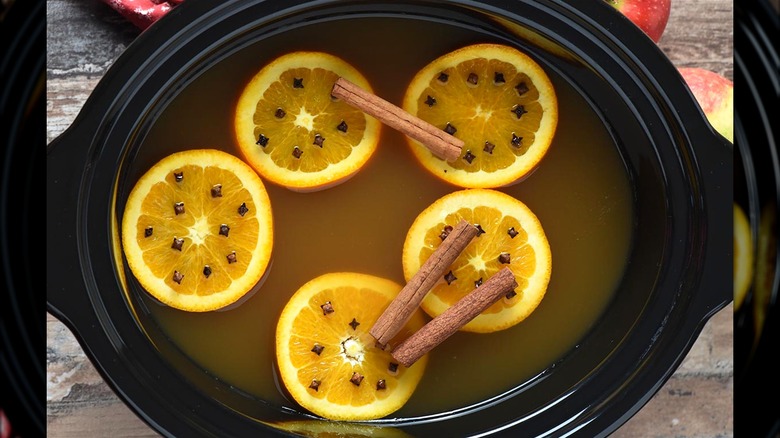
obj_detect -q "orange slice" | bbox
[121,149,273,312]
[402,189,551,332]
[402,43,558,188]
[234,51,381,191]
[275,272,427,421]
[733,203,753,311]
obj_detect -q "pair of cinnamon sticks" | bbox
[369,220,518,368]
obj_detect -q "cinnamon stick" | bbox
[370,219,478,346]
[332,77,464,162]
[391,267,518,367]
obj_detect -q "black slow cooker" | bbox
[46,1,733,436]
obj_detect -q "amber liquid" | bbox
[133,17,633,417]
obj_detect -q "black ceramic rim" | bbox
[46,1,731,437]
[1,0,46,436]
[734,0,780,436]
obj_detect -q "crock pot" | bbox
[46,1,732,436]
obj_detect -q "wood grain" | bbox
[658,0,734,79]
[46,0,734,436]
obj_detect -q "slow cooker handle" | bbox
[46,124,97,330]
[695,133,734,316]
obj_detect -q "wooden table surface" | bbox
[46,0,734,436]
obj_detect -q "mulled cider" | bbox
[128,16,633,418]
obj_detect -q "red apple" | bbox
[678,67,734,143]
[100,0,185,30]
[607,0,672,43]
